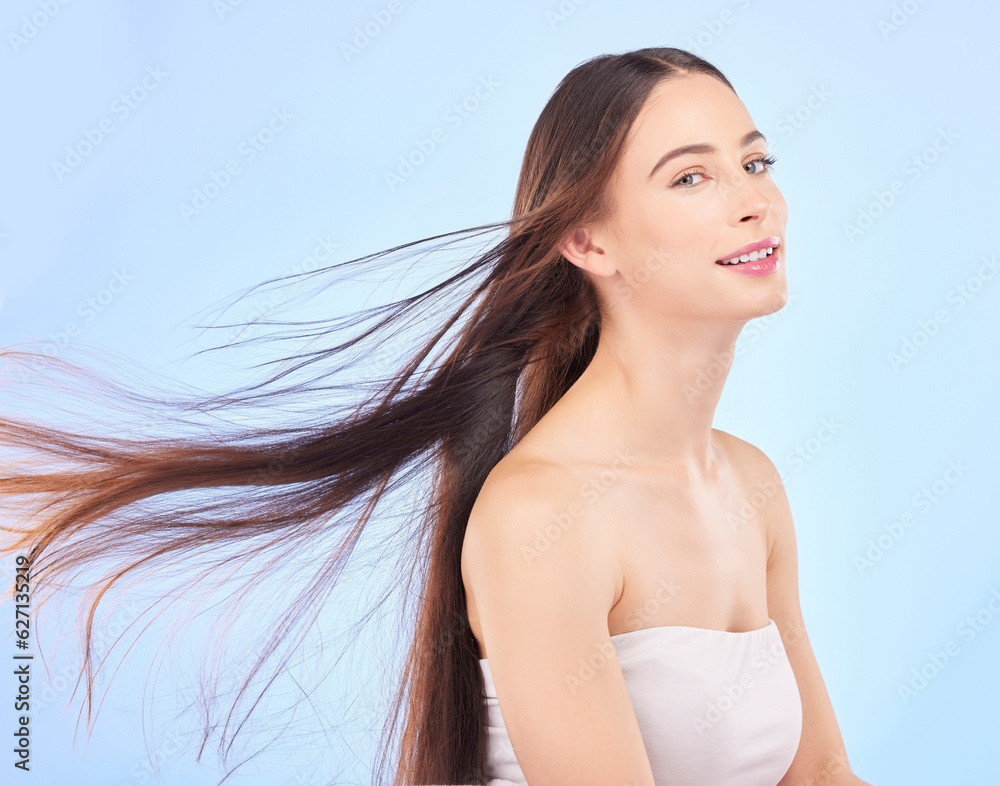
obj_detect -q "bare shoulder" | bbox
[712,427,779,477]
[463,452,618,596]
[712,428,793,563]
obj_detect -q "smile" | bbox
[714,236,781,277]
[716,237,780,265]
[717,246,776,265]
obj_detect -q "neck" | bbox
[559,312,744,477]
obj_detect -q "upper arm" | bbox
[463,468,655,786]
[739,441,854,782]
[755,448,803,622]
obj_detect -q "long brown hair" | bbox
[0,48,735,784]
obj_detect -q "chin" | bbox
[748,283,790,318]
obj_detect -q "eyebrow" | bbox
[647,129,767,180]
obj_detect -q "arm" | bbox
[749,444,873,786]
[462,467,655,786]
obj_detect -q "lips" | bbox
[716,235,781,265]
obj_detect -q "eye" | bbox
[671,169,706,188]
[746,153,778,175]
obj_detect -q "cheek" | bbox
[770,186,789,224]
[628,196,709,258]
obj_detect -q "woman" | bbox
[0,48,870,785]
[459,49,871,786]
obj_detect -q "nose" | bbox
[729,175,772,225]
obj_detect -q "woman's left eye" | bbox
[746,154,778,175]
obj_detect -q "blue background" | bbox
[0,1,997,784]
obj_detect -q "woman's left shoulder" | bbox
[711,427,780,478]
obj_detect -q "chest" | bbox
[605,469,770,636]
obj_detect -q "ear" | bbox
[558,227,615,278]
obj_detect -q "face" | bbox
[568,72,789,324]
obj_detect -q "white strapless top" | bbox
[479,618,802,786]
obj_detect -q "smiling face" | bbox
[567,71,789,324]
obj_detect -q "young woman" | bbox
[0,48,871,785]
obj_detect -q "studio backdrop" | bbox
[0,1,997,785]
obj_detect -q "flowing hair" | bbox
[0,47,735,785]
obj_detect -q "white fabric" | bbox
[479,618,802,786]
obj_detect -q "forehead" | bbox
[620,73,756,170]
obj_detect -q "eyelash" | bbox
[671,154,778,188]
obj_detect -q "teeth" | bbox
[719,246,775,265]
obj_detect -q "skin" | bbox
[463,72,872,784]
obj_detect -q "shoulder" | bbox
[713,427,788,495]
[462,452,620,619]
[712,428,793,564]
[713,427,778,475]
[465,452,612,565]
